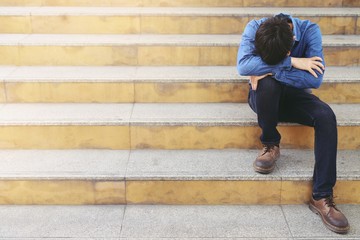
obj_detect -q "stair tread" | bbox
[0,149,128,180]
[0,6,359,16]
[125,149,360,181]
[0,103,132,125]
[1,204,359,238]
[130,103,360,126]
[0,103,359,126]
[0,34,358,46]
[1,66,359,83]
[0,149,358,181]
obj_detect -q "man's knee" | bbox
[256,76,281,93]
[314,104,337,127]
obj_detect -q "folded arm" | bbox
[237,21,325,89]
[284,25,325,88]
[236,20,292,77]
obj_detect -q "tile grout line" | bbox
[124,102,136,204]
[119,204,128,238]
[357,15,359,38]
[2,66,18,104]
[279,176,296,239]
[124,139,132,204]
[139,8,142,34]
[279,161,284,205]
[280,205,295,239]
[1,78,6,104]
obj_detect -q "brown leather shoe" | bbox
[253,144,280,174]
[309,196,350,234]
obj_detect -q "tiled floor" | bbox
[0,204,359,239]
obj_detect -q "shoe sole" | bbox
[253,162,275,174]
[309,203,350,234]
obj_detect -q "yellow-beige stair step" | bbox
[0,0,358,7]
[0,103,132,149]
[1,66,359,103]
[1,103,357,150]
[0,34,359,66]
[0,149,127,204]
[1,7,359,34]
[0,149,358,204]
[129,103,360,150]
[125,149,360,204]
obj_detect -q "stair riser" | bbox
[313,83,360,103]
[0,126,130,149]
[1,15,358,35]
[126,180,360,205]
[0,0,358,7]
[0,125,358,149]
[0,179,357,205]
[2,82,245,103]
[2,82,360,104]
[131,126,360,150]
[3,82,136,103]
[1,46,358,66]
[0,180,125,204]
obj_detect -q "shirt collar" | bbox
[290,16,301,42]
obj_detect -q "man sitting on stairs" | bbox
[237,13,350,234]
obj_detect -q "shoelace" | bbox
[325,196,339,211]
[261,145,275,155]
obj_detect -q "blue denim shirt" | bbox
[237,14,325,89]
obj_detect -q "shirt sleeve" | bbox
[274,24,325,89]
[236,20,292,77]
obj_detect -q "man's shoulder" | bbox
[243,17,267,36]
[292,17,320,32]
[291,17,321,41]
[246,18,267,28]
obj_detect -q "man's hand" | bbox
[250,73,272,90]
[291,57,325,78]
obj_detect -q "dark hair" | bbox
[255,16,294,65]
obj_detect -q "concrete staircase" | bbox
[0,0,359,207]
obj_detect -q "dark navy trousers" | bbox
[248,76,337,198]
